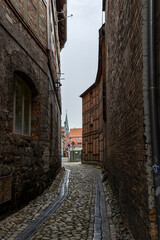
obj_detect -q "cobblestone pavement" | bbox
[0,161,134,240]
[0,168,65,240]
[29,162,97,240]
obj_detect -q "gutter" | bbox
[148,0,160,237]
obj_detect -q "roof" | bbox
[80,82,97,98]
[80,24,105,98]
[70,128,82,138]
[70,138,82,147]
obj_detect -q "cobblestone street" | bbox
[0,160,134,240]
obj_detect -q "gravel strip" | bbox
[102,176,135,240]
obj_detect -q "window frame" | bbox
[13,74,31,136]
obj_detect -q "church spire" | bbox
[64,111,69,134]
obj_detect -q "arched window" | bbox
[14,74,31,136]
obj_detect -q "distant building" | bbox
[80,24,106,167]
[62,112,70,157]
[64,112,69,135]
[69,128,82,161]
[61,114,82,161]
[70,128,82,139]
[61,127,65,157]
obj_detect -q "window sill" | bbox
[12,132,31,140]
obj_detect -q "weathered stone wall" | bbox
[0,0,61,216]
[8,0,47,47]
[104,1,155,239]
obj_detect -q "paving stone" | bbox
[0,161,135,240]
[0,168,65,239]
[102,172,135,240]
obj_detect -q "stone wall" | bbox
[0,0,61,216]
[104,0,156,239]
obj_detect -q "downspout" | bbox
[47,0,50,50]
[148,0,160,237]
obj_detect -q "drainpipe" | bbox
[148,0,160,237]
[47,0,50,50]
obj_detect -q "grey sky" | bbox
[61,0,104,129]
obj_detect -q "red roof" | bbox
[69,138,82,147]
[70,128,82,138]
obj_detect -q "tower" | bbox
[64,112,69,135]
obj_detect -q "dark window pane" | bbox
[24,86,30,135]
[15,79,22,134]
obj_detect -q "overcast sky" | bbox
[61,0,104,129]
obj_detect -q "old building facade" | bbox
[81,0,160,238]
[0,0,67,215]
[80,25,106,167]
[61,117,82,161]
[102,0,160,239]
[69,128,82,161]
[61,112,70,157]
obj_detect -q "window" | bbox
[14,75,31,136]
[50,104,53,141]
[90,113,93,126]
[50,0,55,54]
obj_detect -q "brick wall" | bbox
[157,0,160,136]
[0,0,62,216]
[81,25,105,166]
[8,0,47,47]
[82,86,100,165]
[104,0,156,239]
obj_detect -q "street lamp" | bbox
[55,81,62,90]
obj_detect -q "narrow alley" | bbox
[0,160,134,240]
[1,0,160,239]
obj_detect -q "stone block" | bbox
[0,175,12,204]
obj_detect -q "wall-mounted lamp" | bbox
[55,81,62,89]
[55,14,73,24]
[48,80,62,94]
